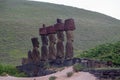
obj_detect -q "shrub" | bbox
[49,76,57,80]
[1,72,8,76]
[73,63,84,72]
[44,62,50,69]
[67,72,73,77]
[77,41,120,66]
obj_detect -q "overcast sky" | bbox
[29,0,120,20]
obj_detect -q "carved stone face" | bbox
[34,40,39,48]
[66,31,74,42]
[64,18,75,31]
[57,31,64,41]
[48,34,56,44]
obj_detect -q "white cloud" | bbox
[29,0,120,20]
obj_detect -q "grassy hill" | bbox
[0,0,120,65]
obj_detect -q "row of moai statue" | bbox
[22,18,75,65]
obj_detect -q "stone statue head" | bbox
[57,18,62,23]
[31,37,39,48]
[43,24,45,28]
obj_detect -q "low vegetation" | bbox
[49,76,57,80]
[78,41,120,66]
[67,72,74,77]
[0,64,27,77]
[93,67,120,71]
[73,63,84,72]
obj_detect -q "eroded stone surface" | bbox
[48,34,57,60]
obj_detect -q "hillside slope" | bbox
[0,0,120,65]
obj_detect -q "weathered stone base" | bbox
[49,59,73,67]
[16,62,56,77]
[89,69,120,80]
[63,59,73,66]
[16,58,109,77]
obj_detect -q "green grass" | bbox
[0,0,120,65]
[0,64,27,77]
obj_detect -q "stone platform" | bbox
[16,58,107,77]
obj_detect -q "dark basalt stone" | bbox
[48,58,81,67]
[17,57,113,77]
[72,58,81,64]
[31,37,39,48]
[49,59,63,67]
[16,62,56,77]
[38,69,56,76]
[16,63,38,77]
[89,69,120,80]
[63,59,73,66]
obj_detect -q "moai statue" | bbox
[39,24,48,61]
[27,50,33,63]
[31,37,41,64]
[54,19,64,59]
[22,58,28,65]
[22,50,32,65]
[64,18,76,59]
[46,26,56,60]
